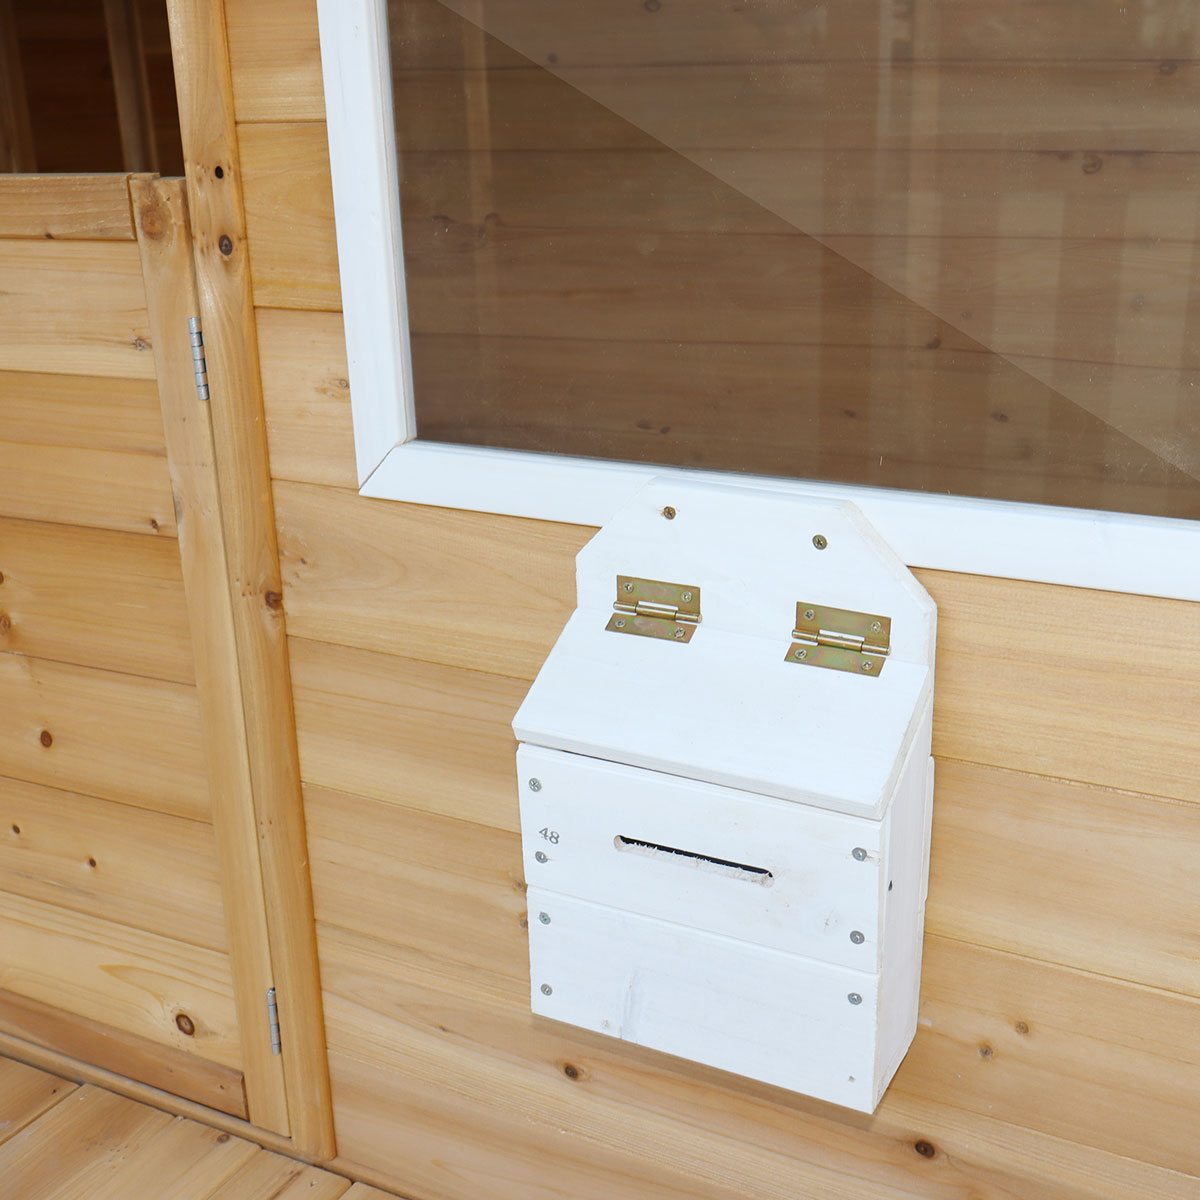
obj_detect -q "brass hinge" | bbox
[266,987,282,1056]
[606,576,701,643]
[187,317,210,402]
[786,604,891,676]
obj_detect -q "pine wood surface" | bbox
[0,240,156,379]
[0,173,137,239]
[240,122,340,310]
[0,370,166,457]
[134,174,290,1135]
[0,991,248,1118]
[257,307,356,489]
[0,653,209,820]
[0,890,241,1068]
[166,0,336,1153]
[0,1056,77,1144]
[0,775,225,951]
[0,517,194,684]
[0,439,177,537]
[0,1059,414,1200]
[0,1065,389,1200]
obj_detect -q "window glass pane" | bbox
[388,0,1200,520]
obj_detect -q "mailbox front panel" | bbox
[518,745,886,968]
[527,887,880,1112]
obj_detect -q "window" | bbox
[317,0,1200,600]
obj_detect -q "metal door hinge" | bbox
[187,317,210,401]
[787,604,891,676]
[606,576,701,643]
[266,987,282,1055]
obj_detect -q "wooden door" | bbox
[0,172,333,1158]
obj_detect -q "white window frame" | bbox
[316,0,1200,602]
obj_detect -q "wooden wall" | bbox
[225,2,1200,1196]
[0,176,245,1115]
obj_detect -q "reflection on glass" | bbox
[388,0,1200,519]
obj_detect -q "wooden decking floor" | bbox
[0,1057,397,1199]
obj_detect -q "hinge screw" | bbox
[804,608,815,620]
[812,534,828,549]
[861,660,874,671]
[850,930,865,944]
[852,847,868,861]
[539,912,551,925]
[535,851,548,863]
[794,648,808,660]
[681,591,692,602]
[673,627,685,639]
[540,983,553,995]
[615,618,626,628]
[528,778,542,792]
[662,506,677,520]
[848,992,862,1005]
[870,621,882,633]
[623,581,634,592]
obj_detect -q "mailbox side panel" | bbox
[872,696,936,1106]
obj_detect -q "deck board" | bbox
[0,1055,402,1199]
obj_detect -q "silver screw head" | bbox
[804,608,815,620]
[540,983,553,996]
[812,534,828,549]
[681,591,692,602]
[850,930,865,944]
[535,851,548,864]
[527,777,542,792]
[673,627,685,639]
[852,847,868,861]
[538,912,551,925]
[870,620,882,633]
[861,659,874,671]
[794,648,808,660]
[615,618,626,628]
[848,992,862,1006]
[623,581,634,592]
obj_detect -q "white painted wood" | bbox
[518,745,886,970]
[316,0,414,485]
[528,887,882,1112]
[514,481,935,819]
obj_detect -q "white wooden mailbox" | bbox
[513,478,936,1112]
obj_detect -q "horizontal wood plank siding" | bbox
[0,654,209,822]
[0,175,135,240]
[0,776,226,952]
[0,241,156,379]
[0,518,195,683]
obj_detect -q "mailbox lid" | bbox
[518,745,886,969]
[514,479,936,820]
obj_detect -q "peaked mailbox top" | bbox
[514,479,936,820]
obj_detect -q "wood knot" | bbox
[214,165,225,180]
[216,1132,230,1143]
[0,570,5,584]
[1015,1020,1030,1035]
[132,337,150,351]
[10,824,20,835]
[137,196,170,240]
[175,1013,196,1036]
[264,589,283,611]
[914,1140,936,1159]
[0,613,11,634]
[39,730,53,748]
[561,1061,588,1082]
[149,517,160,532]
[979,1043,994,1059]
[87,857,97,869]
